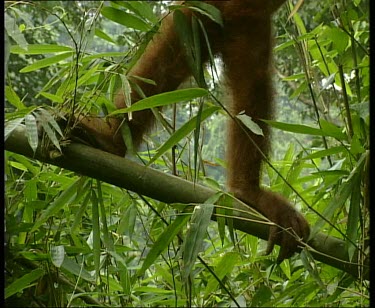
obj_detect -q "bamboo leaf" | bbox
[5,86,25,110]
[264,120,346,140]
[61,256,95,282]
[25,113,38,152]
[182,202,214,280]
[39,92,64,103]
[10,44,73,54]
[5,118,25,140]
[302,146,346,160]
[138,214,190,277]
[148,106,219,165]
[101,7,150,31]
[31,179,81,232]
[5,13,28,50]
[204,252,240,297]
[109,88,209,115]
[91,190,101,281]
[237,113,264,136]
[51,245,65,268]
[5,268,44,299]
[20,52,73,73]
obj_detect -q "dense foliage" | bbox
[5,1,369,307]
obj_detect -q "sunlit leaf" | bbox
[51,245,65,268]
[101,7,151,31]
[5,86,25,110]
[10,44,73,54]
[237,113,264,136]
[25,114,38,152]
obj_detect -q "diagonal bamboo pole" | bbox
[5,125,368,279]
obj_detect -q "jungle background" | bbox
[5,0,369,307]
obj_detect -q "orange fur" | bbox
[76,0,309,261]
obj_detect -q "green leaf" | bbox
[82,52,128,62]
[148,106,219,165]
[10,44,73,54]
[193,101,204,181]
[61,256,95,282]
[39,91,64,104]
[109,251,131,295]
[91,190,101,281]
[95,28,116,44]
[117,202,137,240]
[223,195,235,244]
[251,285,273,307]
[178,10,207,87]
[175,1,223,27]
[120,74,132,108]
[350,101,369,119]
[323,27,349,53]
[51,245,65,268]
[110,88,209,115]
[138,214,190,277]
[5,33,10,75]
[312,153,366,236]
[31,179,81,232]
[213,193,234,245]
[18,251,49,262]
[133,287,175,294]
[101,7,150,32]
[38,108,63,137]
[290,80,307,99]
[274,39,295,52]
[20,52,73,73]
[5,268,44,299]
[273,143,295,187]
[97,180,114,251]
[282,73,305,81]
[302,146,346,160]
[125,1,158,23]
[282,150,304,197]
[5,118,25,141]
[264,120,346,140]
[319,119,346,140]
[25,113,38,152]
[264,120,323,135]
[300,249,325,289]
[5,86,25,110]
[237,113,264,136]
[215,195,226,245]
[5,13,28,50]
[71,191,91,233]
[7,152,40,175]
[346,172,361,260]
[182,202,214,280]
[350,134,365,155]
[36,112,61,152]
[204,252,240,297]
[291,8,306,34]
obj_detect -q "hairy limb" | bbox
[114,9,193,150]
[77,6,220,155]
[222,9,309,261]
[69,1,309,260]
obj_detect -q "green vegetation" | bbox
[5,1,369,307]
